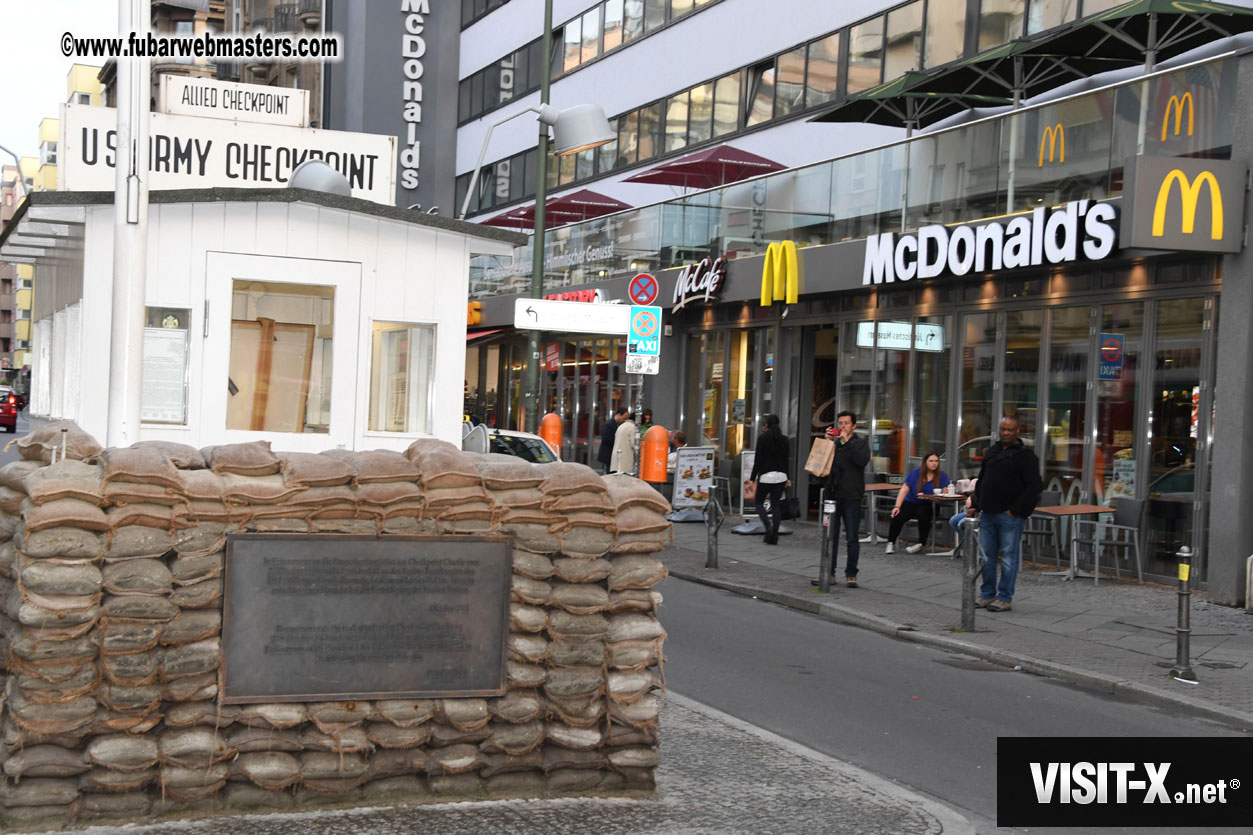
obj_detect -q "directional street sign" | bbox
[513,298,630,334]
[627,305,661,356]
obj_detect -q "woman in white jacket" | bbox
[609,413,637,474]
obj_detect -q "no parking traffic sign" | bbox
[628,273,659,306]
[628,304,662,375]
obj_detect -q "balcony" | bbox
[299,0,320,28]
[0,323,13,341]
[274,4,298,34]
[216,60,240,81]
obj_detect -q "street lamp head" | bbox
[541,103,615,156]
[288,159,351,197]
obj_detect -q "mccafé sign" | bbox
[863,200,1118,285]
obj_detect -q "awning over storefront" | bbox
[466,328,506,341]
[809,70,1010,133]
[483,189,632,230]
[622,144,785,190]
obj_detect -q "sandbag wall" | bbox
[0,423,671,829]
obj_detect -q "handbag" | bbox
[781,495,801,521]
[804,437,835,478]
[743,480,757,502]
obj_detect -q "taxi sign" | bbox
[628,305,661,357]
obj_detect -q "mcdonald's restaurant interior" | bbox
[467,43,1253,604]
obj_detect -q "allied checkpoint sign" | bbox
[221,535,512,702]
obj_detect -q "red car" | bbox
[0,388,17,433]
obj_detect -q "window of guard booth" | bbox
[910,315,951,470]
[142,307,190,425]
[1146,298,1205,575]
[838,320,873,462]
[847,15,884,95]
[1045,306,1091,505]
[958,312,996,479]
[723,329,758,463]
[978,0,1024,51]
[1003,309,1043,453]
[869,321,909,480]
[228,281,333,434]
[368,322,436,434]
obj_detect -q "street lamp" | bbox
[459,0,614,434]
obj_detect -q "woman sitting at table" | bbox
[886,451,951,554]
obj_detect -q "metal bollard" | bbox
[818,491,835,593]
[703,494,724,569]
[1170,545,1197,683]
[960,516,979,632]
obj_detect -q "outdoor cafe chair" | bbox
[1023,490,1062,567]
[1070,497,1145,585]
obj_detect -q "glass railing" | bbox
[469,52,1238,299]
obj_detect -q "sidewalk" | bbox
[663,517,1253,730]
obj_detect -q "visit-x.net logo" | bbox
[998,738,1253,827]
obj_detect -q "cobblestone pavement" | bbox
[667,519,1253,728]
[22,695,970,835]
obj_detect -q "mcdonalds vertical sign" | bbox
[1123,155,1246,253]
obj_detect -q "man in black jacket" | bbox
[597,408,627,473]
[820,411,870,588]
[967,415,1044,612]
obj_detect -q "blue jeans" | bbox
[948,512,966,544]
[830,498,862,578]
[978,512,1026,602]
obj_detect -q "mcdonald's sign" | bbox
[1038,124,1065,167]
[1161,92,1194,141]
[761,240,799,306]
[1122,155,1245,254]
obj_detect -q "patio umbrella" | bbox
[483,188,632,230]
[621,144,786,190]
[809,70,1011,134]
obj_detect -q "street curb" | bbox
[668,567,1253,732]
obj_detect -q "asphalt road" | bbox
[658,576,1248,835]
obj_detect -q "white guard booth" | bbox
[0,189,523,451]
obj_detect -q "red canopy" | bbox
[622,144,786,190]
[484,189,632,230]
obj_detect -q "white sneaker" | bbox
[885,542,895,554]
[906,543,924,554]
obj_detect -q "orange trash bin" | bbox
[640,425,669,483]
[539,413,563,460]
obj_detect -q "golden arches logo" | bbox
[1038,124,1065,167]
[760,241,799,306]
[1151,169,1223,240]
[1161,92,1194,141]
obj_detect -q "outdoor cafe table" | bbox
[863,483,904,545]
[1032,504,1114,581]
[921,492,970,556]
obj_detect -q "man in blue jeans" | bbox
[967,415,1043,612]
[813,411,870,588]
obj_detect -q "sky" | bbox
[0,1,117,161]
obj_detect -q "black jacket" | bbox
[597,419,618,466]
[749,431,789,481]
[825,433,870,500]
[972,441,1044,518]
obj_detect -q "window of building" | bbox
[665,91,690,153]
[687,81,714,146]
[603,0,624,50]
[74,92,91,105]
[645,0,666,30]
[623,0,645,41]
[774,47,807,120]
[227,281,333,434]
[670,0,694,19]
[638,102,663,161]
[978,0,1025,51]
[746,61,776,127]
[617,110,640,166]
[39,142,57,167]
[924,0,965,67]
[713,72,740,137]
[847,15,885,94]
[599,115,620,173]
[563,20,582,73]
[884,1,922,79]
[462,0,510,28]
[805,33,841,107]
[1027,0,1079,36]
[369,322,436,433]
[581,6,602,64]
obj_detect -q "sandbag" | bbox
[297,725,372,754]
[425,744,480,775]
[438,699,490,732]
[128,440,206,470]
[159,609,221,646]
[479,720,544,756]
[549,639,607,668]
[103,595,179,620]
[548,583,609,615]
[24,460,105,506]
[18,526,101,559]
[299,751,368,780]
[23,498,110,533]
[539,463,609,497]
[552,557,612,583]
[161,639,220,679]
[373,699,436,728]
[203,441,281,476]
[473,456,544,490]
[488,690,542,724]
[102,559,172,596]
[106,503,189,531]
[101,481,185,507]
[159,727,233,767]
[511,549,553,580]
[86,734,159,772]
[177,469,226,501]
[608,555,668,590]
[20,560,102,596]
[99,447,182,489]
[103,526,176,560]
[2,745,89,779]
[221,473,308,505]
[342,450,422,484]
[509,603,547,633]
[607,613,666,643]
[278,452,356,487]
[547,611,609,641]
[507,634,548,665]
[232,752,301,790]
[17,421,103,464]
[226,726,302,753]
[100,618,161,654]
[602,473,672,513]
[510,575,551,607]
[544,723,604,751]
[506,661,547,689]
[169,577,222,609]
[365,722,431,749]
[607,589,663,614]
[0,459,42,492]
[406,447,480,489]
[165,702,238,729]
[100,651,159,686]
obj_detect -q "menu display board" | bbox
[672,447,715,509]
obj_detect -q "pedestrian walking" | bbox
[747,414,790,545]
[886,451,950,553]
[598,407,628,473]
[968,415,1043,612]
[814,411,870,588]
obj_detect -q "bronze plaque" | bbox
[221,534,511,703]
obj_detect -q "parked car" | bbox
[0,387,17,433]
[462,422,559,463]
